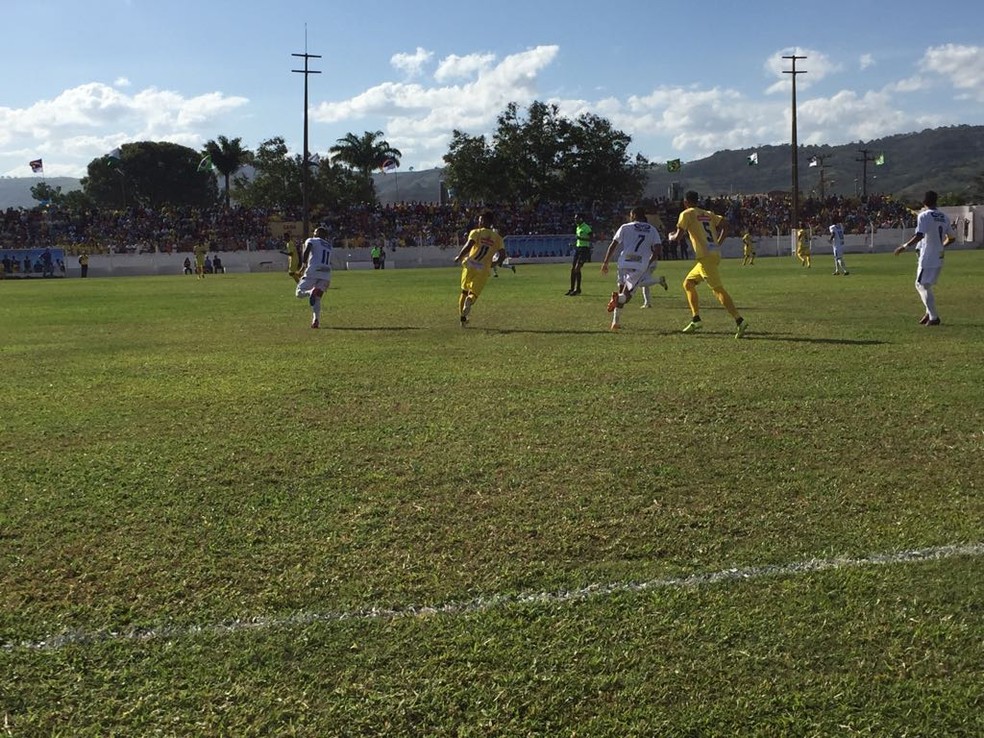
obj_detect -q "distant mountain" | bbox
[0,176,82,209]
[644,125,984,203]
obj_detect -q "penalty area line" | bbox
[4,541,982,653]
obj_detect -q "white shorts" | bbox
[296,270,331,297]
[618,265,657,293]
[916,265,942,287]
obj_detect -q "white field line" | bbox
[4,542,982,653]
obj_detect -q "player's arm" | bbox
[301,241,313,266]
[454,239,473,263]
[895,232,923,255]
[943,233,955,247]
[600,238,620,274]
[714,217,728,246]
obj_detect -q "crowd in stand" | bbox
[0,192,918,256]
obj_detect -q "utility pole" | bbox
[856,149,875,200]
[783,54,807,231]
[811,154,831,200]
[292,33,321,240]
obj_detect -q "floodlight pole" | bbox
[783,54,807,231]
[292,40,321,240]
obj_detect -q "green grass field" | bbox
[2,252,982,736]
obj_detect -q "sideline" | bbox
[4,542,981,653]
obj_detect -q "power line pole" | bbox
[783,54,807,231]
[811,154,831,200]
[292,34,321,240]
[856,149,875,200]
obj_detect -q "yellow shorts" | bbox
[460,265,491,298]
[685,252,725,290]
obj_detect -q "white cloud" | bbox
[434,52,497,82]
[859,54,875,70]
[390,47,433,78]
[311,46,559,166]
[922,43,984,101]
[764,47,843,94]
[0,82,249,176]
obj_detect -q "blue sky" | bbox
[3,0,983,178]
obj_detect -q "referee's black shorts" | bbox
[571,246,592,268]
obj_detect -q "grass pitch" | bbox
[1,252,982,736]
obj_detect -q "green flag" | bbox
[875,153,886,166]
[666,159,681,172]
[197,154,213,172]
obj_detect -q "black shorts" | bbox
[572,247,592,267]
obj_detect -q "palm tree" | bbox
[329,131,402,178]
[203,135,253,207]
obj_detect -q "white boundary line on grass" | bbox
[4,542,982,653]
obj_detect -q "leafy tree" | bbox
[442,131,499,202]
[329,131,402,180]
[233,137,372,214]
[30,181,64,206]
[203,135,253,207]
[81,142,218,208]
[232,137,299,210]
[442,101,645,208]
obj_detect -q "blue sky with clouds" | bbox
[3,0,983,178]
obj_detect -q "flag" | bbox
[747,152,759,166]
[808,156,819,167]
[197,154,213,172]
[306,152,321,167]
[380,157,399,173]
[108,147,122,160]
[875,153,886,166]
[29,158,44,173]
[666,158,681,172]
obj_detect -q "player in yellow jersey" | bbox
[194,241,208,279]
[796,228,812,267]
[669,190,749,339]
[454,211,507,326]
[281,233,302,283]
[741,231,756,265]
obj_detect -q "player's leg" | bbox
[682,263,703,331]
[915,268,941,324]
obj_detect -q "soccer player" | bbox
[741,231,756,265]
[194,240,208,279]
[893,190,954,326]
[281,233,302,284]
[296,227,333,329]
[828,219,849,275]
[796,228,812,268]
[566,213,593,295]
[600,206,667,332]
[454,211,506,326]
[669,190,749,338]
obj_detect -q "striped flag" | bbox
[380,157,399,173]
[30,158,44,173]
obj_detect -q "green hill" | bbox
[645,124,984,203]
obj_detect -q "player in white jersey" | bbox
[828,220,849,275]
[600,206,667,331]
[894,191,954,326]
[296,227,333,328]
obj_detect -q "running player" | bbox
[454,211,506,326]
[296,227,333,329]
[670,190,749,338]
[600,206,667,332]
